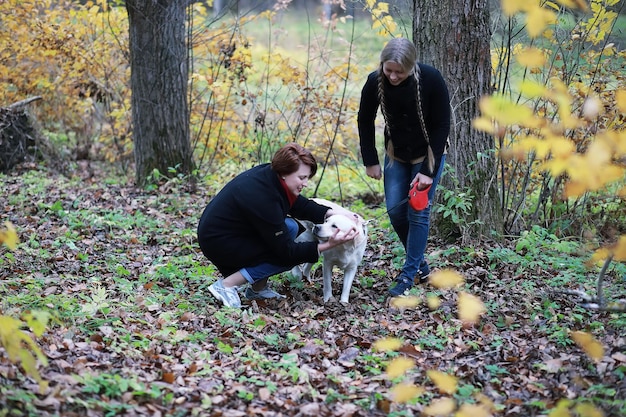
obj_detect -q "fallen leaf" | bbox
[427,370,458,394]
[426,295,441,310]
[389,382,424,403]
[0,222,19,249]
[373,337,402,352]
[386,356,415,379]
[458,292,486,323]
[456,403,491,417]
[430,269,464,288]
[423,397,456,416]
[571,331,604,361]
[390,295,420,309]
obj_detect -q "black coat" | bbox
[357,64,451,177]
[197,164,329,277]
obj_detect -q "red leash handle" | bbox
[408,182,431,211]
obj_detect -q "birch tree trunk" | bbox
[413,0,502,239]
[125,0,194,187]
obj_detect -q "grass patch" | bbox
[2,162,626,415]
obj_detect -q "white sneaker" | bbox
[208,279,241,308]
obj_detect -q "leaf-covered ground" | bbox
[1,164,625,417]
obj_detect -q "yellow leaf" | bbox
[0,316,23,359]
[591,248,611,264]
[0,222,19,250]
[525,7,556,38]
[475,392,496,412]
[571,331,604,361]
[616,89,626,113]
[544,1,562,11]
[373,337,403,352]
[424,397,457,416]
[472,117,497,134]
[564,181,587,198]
[378,15,397,36]
[375,2,389,13]
[458,292,486,324]
[547,135,576,157]
[390,295,420,309]
[610,235,626,262]
[519,79,548,98]
[386,356,415,379]
[478,95,539,127]
[0,314,48,393]
[517,136,551,159]
[549,399,573,417]
[430,269,464,289]
[501,0,528,16]
[586,140,612,167]
[575,403,604,417]
[427,295,441,310]
[389,382,424,403]
[541,158,570,177]
[427,370,458,394]
[555,0,588,11]
[455,403,491,417]
[25,311,52,337]
[516,47,546,68]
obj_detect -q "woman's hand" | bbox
[366,165,382,180]
[411,173,433,190]
[318,227,358,252]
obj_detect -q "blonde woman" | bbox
[358,38,451,296]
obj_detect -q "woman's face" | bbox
[283,163,312,196]
[382,61,410,86]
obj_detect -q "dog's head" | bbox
[313,213,367,244]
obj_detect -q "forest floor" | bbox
[1,163,625,417]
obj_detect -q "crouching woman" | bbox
[197,142,357,308]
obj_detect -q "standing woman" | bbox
[197,142,357,308]
[358,37,451,296]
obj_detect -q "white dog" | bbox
[293,198,368,303]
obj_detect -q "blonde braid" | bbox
[413,64,435,173]
[377,65,395,164]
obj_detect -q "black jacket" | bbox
[197,164,329,277]
[357,64,451,177]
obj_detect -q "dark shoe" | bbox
[244,285,286,300]
[415,262,431,284]
[389,275,414,297]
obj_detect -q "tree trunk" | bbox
[125,0,194,187]
[413,0,502,239]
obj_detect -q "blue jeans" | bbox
[383,154,446,279]
[240,218,300,284]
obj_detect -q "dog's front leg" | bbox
[301,262,314,283]
[322,260,334,302]
[292,263,314,283]
[290,265,303,279]
[339,265,357,303]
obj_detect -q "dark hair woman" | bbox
[197,142,357,308]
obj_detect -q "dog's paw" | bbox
[323,295,336,303]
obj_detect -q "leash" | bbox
[366,182,431,224]
[365,196,408,224]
